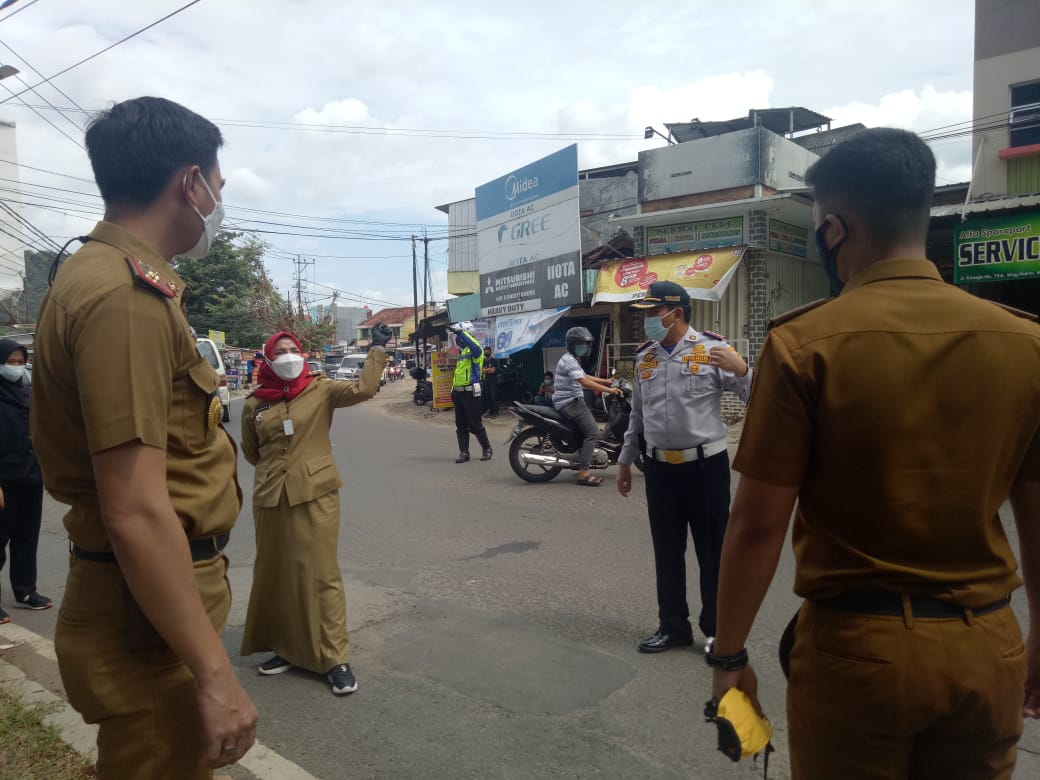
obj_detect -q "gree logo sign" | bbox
[505,173,539,201]
[497,214,551,243]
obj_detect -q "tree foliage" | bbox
[172,230,287,349]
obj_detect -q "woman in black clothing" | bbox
[0,338,51,623]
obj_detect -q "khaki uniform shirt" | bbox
[619,326,752,465]
[241,350,386,508]
[30,221,242,551]
[734,258,1040,606]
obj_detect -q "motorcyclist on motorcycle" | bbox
[552,327,622,487]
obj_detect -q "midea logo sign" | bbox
[505,173,538,201]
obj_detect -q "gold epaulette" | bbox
[768,298,832,330]
[125,254,177,299]
[702,330,725,341]
[634,339,655,354]
[991,301,1038,322]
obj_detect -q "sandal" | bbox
[0,607,9,624]
[577,474,604,487]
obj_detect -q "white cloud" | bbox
[823,86,975,184]
[293,99,371,126]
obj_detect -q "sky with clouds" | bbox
[0,0,976,309]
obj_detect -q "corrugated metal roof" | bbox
[930,193,1040,218]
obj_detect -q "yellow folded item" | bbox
[704,688,773,761]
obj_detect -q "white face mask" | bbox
[270,353,304,381]
[182,172,225,259]
[0,364,26,383]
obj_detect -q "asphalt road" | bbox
[11,379,1040,779]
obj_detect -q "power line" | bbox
[0,0,206,106]
[0,0,40,24]
[0,80,84,148]
[0,158,95,182]
[0,102,641,142]
[0,37,92,124]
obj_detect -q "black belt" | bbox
[72,533,230,564]
[818,591,1010,619]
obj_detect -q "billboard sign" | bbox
[954,212,1040,284]
[592,247,746,303]
[475,145,581,317]
[646,217,743,255]
[767,218,808,258]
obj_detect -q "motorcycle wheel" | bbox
[508,428,563,483]
[413,389,428,406]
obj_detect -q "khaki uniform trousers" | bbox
[55,553,232,780]
[787,600,1026,780]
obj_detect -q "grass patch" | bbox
[0,689,94,779]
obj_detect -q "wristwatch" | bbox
[705,647,749,671]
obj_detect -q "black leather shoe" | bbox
[455,451,470,463]
[480,448,493,461]
[637,631,693,653]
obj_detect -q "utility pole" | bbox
[422,231,430,365]
[411,235,420,367]
[292,255,315,324]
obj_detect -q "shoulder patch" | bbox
[125,254,176,299]
[991,301,1038,322]
[634,339,656,354]
[702,330,725,341]
[768,297,832,330]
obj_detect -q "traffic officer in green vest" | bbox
[448,321,492,463]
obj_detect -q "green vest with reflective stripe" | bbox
[452,334,484,388]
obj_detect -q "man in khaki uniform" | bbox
[707,128,1040,778]
[31,97,256,778]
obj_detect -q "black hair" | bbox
[805,127,935,245]
[85,97,224,207]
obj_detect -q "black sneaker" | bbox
[327,664,357,695]
[16,592,52,610]
[258,654,293,675]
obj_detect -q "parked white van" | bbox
[196,337,231,422]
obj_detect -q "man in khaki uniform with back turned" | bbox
[31,97,257,778]
[707,128,1040,778]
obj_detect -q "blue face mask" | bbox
[575,344,590,357]
[643,309,676,343]
[815,216,847,295]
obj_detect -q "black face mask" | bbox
[814,215,848,295]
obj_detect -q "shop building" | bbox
[929,0,1040,313]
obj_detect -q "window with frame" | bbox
[1010,81,1040,148]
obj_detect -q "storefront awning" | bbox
[592,247,746,304]
[411,310,450,341]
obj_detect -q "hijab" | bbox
[253,331,315,402]
[0,338,30,410]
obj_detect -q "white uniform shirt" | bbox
[619,327,752,465]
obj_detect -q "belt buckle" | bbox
[662,449,684,465]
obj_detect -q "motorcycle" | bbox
[506,377,644,482]
[410,366,433,406]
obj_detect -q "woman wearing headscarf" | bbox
[0,338,52,624]
[240,325,390,695]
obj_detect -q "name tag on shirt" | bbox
[283,419,294,436]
